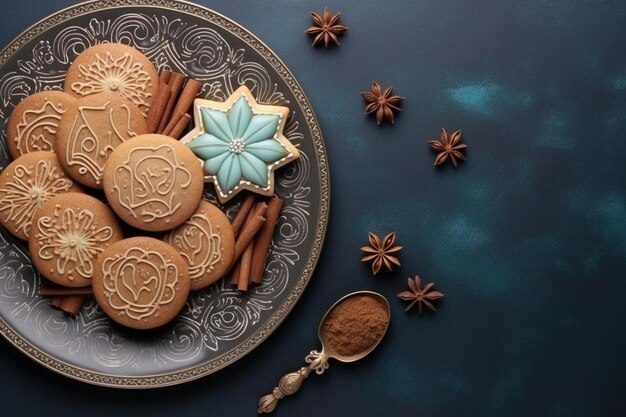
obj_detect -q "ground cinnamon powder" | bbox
[323,294,389,357]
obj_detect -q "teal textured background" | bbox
[1,1,625,415]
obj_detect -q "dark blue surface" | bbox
[1,1,625,416]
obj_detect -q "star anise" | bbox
[361,232,402,275]
[361,81,404,125]
[428,128,467,167]
[397,275,444,314]
[305,7,348,47]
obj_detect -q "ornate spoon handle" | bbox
[257,349,330,414]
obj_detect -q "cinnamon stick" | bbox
[230,256,242,285]
[164,112,191,139]
[159,70,172,85]
[50,297,63,309]
[232,194,257,238]
[237,239,254,292]
[162,110,180,136]
[230,200,260,285]
[173,79,203,116]
[162,79,203,134]
[233,203,267,261]
[157,72,186,133]
[40,285,93,296]
[250,197,283,284]
[146,82,171,133]
[59,295,86,316]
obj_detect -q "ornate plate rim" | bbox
[0,0,330,388]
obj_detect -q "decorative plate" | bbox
[0,0,329,388]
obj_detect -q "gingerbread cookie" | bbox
[6,91,77,159]
[29,192,124,287]
[102,134,204,232]
[92,237,190,330]
[0,151,82,240]
[163,200,235,290]
[64,43,158,116]
[180,85,300,203]
[55,94,149,189]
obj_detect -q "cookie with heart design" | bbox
[92,237,190,330]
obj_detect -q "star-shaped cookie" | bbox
[180,86,300,203]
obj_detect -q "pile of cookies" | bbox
[0,42,299,330]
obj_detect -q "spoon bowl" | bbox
[318,290,390,362]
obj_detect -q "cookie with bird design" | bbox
[55,94,149,189]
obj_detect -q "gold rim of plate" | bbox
[0,0,330,388]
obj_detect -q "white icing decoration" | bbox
[164,212,222,281]
[71,52,152,115]
[36,205,114,281]
[0,160,73,237]
[112,145,192,222]
[65,102,137,185]
[15,100,66,154]
[101,247,180,321]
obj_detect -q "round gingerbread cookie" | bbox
[29,192,124,287]
[92,237,191,330]
[163,200,235,290]
[55,94,149,189]
[64,43,158,116]
[102,134,204,232]
[0,151,82,240]
[6,91,77,159]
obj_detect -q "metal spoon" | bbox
[257,290,390,414]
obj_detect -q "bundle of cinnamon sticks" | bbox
[230,194,284,291]
[146,70,203,139]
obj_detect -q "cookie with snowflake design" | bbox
[180,86,300,203]
[29,192,124,287]
[64,43,158,116]
[0,151,82,240]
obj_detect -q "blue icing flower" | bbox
[187,95,289,193]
